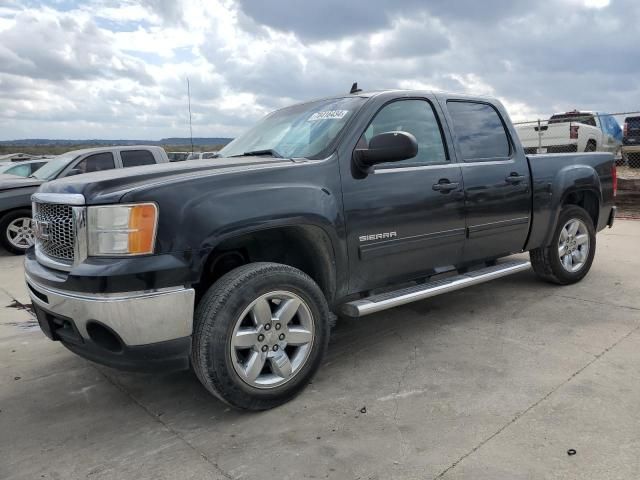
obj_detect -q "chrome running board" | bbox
[341,259,531,317]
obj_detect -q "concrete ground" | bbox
[1,221,639,480]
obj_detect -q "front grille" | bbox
[33,202,75,261]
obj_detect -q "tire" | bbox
[585,140,597,152]
[0,209,34,255]
[530,205,596,285]
[191,262,331,410]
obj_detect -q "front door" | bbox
[340,97,466,294]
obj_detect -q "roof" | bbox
[272,88,499,113]
[0,153,39,161]
[0,158,49,166]
[54,145,165,157]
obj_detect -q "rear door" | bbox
[439,97,531,262]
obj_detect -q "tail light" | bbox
[623,122,628,137]
[612,164,617,197]
[570,124,579,139]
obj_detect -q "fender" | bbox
[525,161,602,251]
[186,184,344,300]
[0,186,38,215]
[120,159,348,300]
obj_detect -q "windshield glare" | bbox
[31,152,79,180]
[219,97,366,159]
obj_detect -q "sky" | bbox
[0,0,638,140]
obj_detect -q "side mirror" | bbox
[64,169,83,177]
[353,131,418,175]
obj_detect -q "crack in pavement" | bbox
[552,294,640,312]
[94,368,234,480]
[433,320,640,479]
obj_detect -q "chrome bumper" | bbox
[26,275,195,346]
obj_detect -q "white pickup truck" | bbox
[516,111,622,156]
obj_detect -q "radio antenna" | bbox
[187,77,194,154]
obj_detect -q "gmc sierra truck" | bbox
[0,145,169,254]
[24,90,617,410]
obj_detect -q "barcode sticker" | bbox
[307,110,349,121]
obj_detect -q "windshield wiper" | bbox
[229,149,283,158]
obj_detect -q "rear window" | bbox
[549,113,596,126]
[625,117,640,127]
[120,150,156,167]
[446,101,511,161]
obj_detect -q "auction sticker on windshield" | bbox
[307,110,349,121]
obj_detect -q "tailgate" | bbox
[517,124,576,151]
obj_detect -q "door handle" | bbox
[432,181,459,192]
[505,173,525,184]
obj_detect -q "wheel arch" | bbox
[195,224,339,305]
[526,162,603,250]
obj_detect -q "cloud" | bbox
[0,0,639,140]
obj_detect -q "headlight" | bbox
[87,203,158,256]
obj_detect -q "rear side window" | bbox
[447,101,511,161]
[120,150,156,167]
[625,117,640,129]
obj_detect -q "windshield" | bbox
[31,152,79,180]
[218,96,366,159]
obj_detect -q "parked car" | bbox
[516,110,622,155]
[0,146,169,254]
[621,115,640,167]
[186,151,220,160]
[24,90,616,410]
[0,159,48,177]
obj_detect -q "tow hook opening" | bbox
[86,322,124,353]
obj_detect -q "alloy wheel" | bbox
[230,290,314,389]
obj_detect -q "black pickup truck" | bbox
[24,89,616,410]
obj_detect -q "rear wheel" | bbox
[191,262,330,410]
[0,210,34,255]
[585,140,597,152]
[530,205,596,285]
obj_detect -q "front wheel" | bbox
[0,209,35,255]
[530,205,596,285]
[191,262,331,410]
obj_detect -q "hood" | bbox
[0,174,44,191]
[38,156,302,204]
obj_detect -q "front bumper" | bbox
[26,275,195,371]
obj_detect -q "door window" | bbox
[447,101,511,161]
[360,99,448,167]
[73,152,115,174]
[120,150,156,167]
